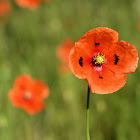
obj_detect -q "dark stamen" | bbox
[95,43,100,46]
[114,54,119,65]
[79,57,83,67]
[99,76,103,79]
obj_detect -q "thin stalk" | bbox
[86,86,90,140]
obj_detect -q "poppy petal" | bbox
[86,65,127,94]
[107,41,138,74]
[9,89,23,107]
[31,80,49,98]
[0,1,11,17]
[15,0,40,9]
[79,27,119,54]
[23,100,44,115]
[14,75,32,90]
[57,39,74,74]
[57,39,74,64]
[9,88,45,114]
[69,42,92,79]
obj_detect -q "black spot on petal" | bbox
[95,43,100,46]
[79,57,83,67]
[99,76,103,79]
[114,54,119,65]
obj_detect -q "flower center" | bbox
[24,92,32,100]
[93,53,106,66]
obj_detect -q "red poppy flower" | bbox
[15,0,41,9]
[69,27,138,94]
[57,39,75,74]
[9,75,49,114]
[0,0,11,17]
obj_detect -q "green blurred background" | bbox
[0,0,139,140]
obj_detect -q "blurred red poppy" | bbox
[15,0,50,9]
[69,27,138,94]
[57,39,74,74]
[9,75,49,114]
[0,0,11,17]
[15,0,41,9]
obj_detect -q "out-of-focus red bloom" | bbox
[15,0,41,9]
[15,0,50,9]
[57,39,75,74]
[0,0,11,17]
[69,27,138,94]
[9,75,49,114]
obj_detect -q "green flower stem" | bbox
[86,86,90,140]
